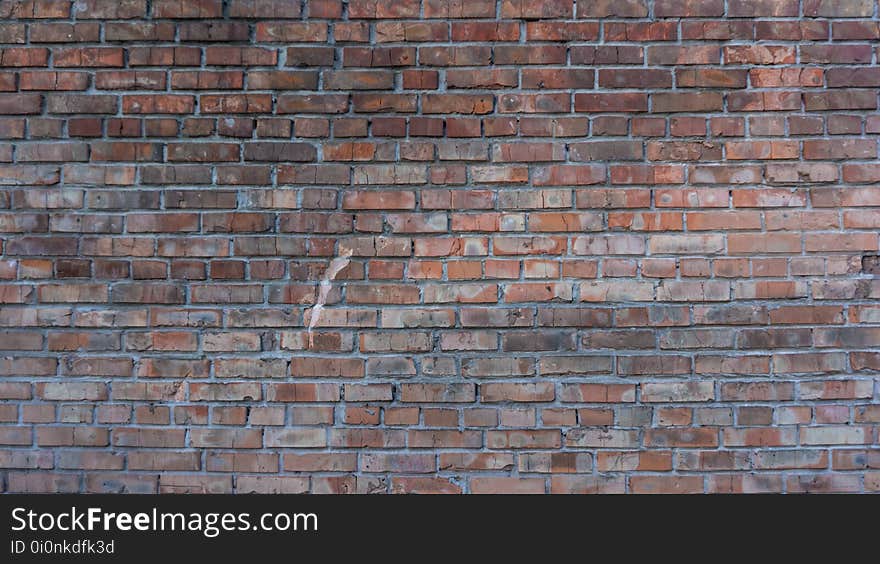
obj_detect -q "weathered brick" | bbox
[0,0,875,495]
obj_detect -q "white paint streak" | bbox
[306,247,353,348]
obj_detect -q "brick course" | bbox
[0,0,878,493]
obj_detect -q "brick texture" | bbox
[0,0,879,494]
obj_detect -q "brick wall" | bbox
[0,0,879,494]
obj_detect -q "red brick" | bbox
[0,1,876,495]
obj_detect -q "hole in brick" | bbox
[862,255,880,275]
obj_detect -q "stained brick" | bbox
[0,0,876,495]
